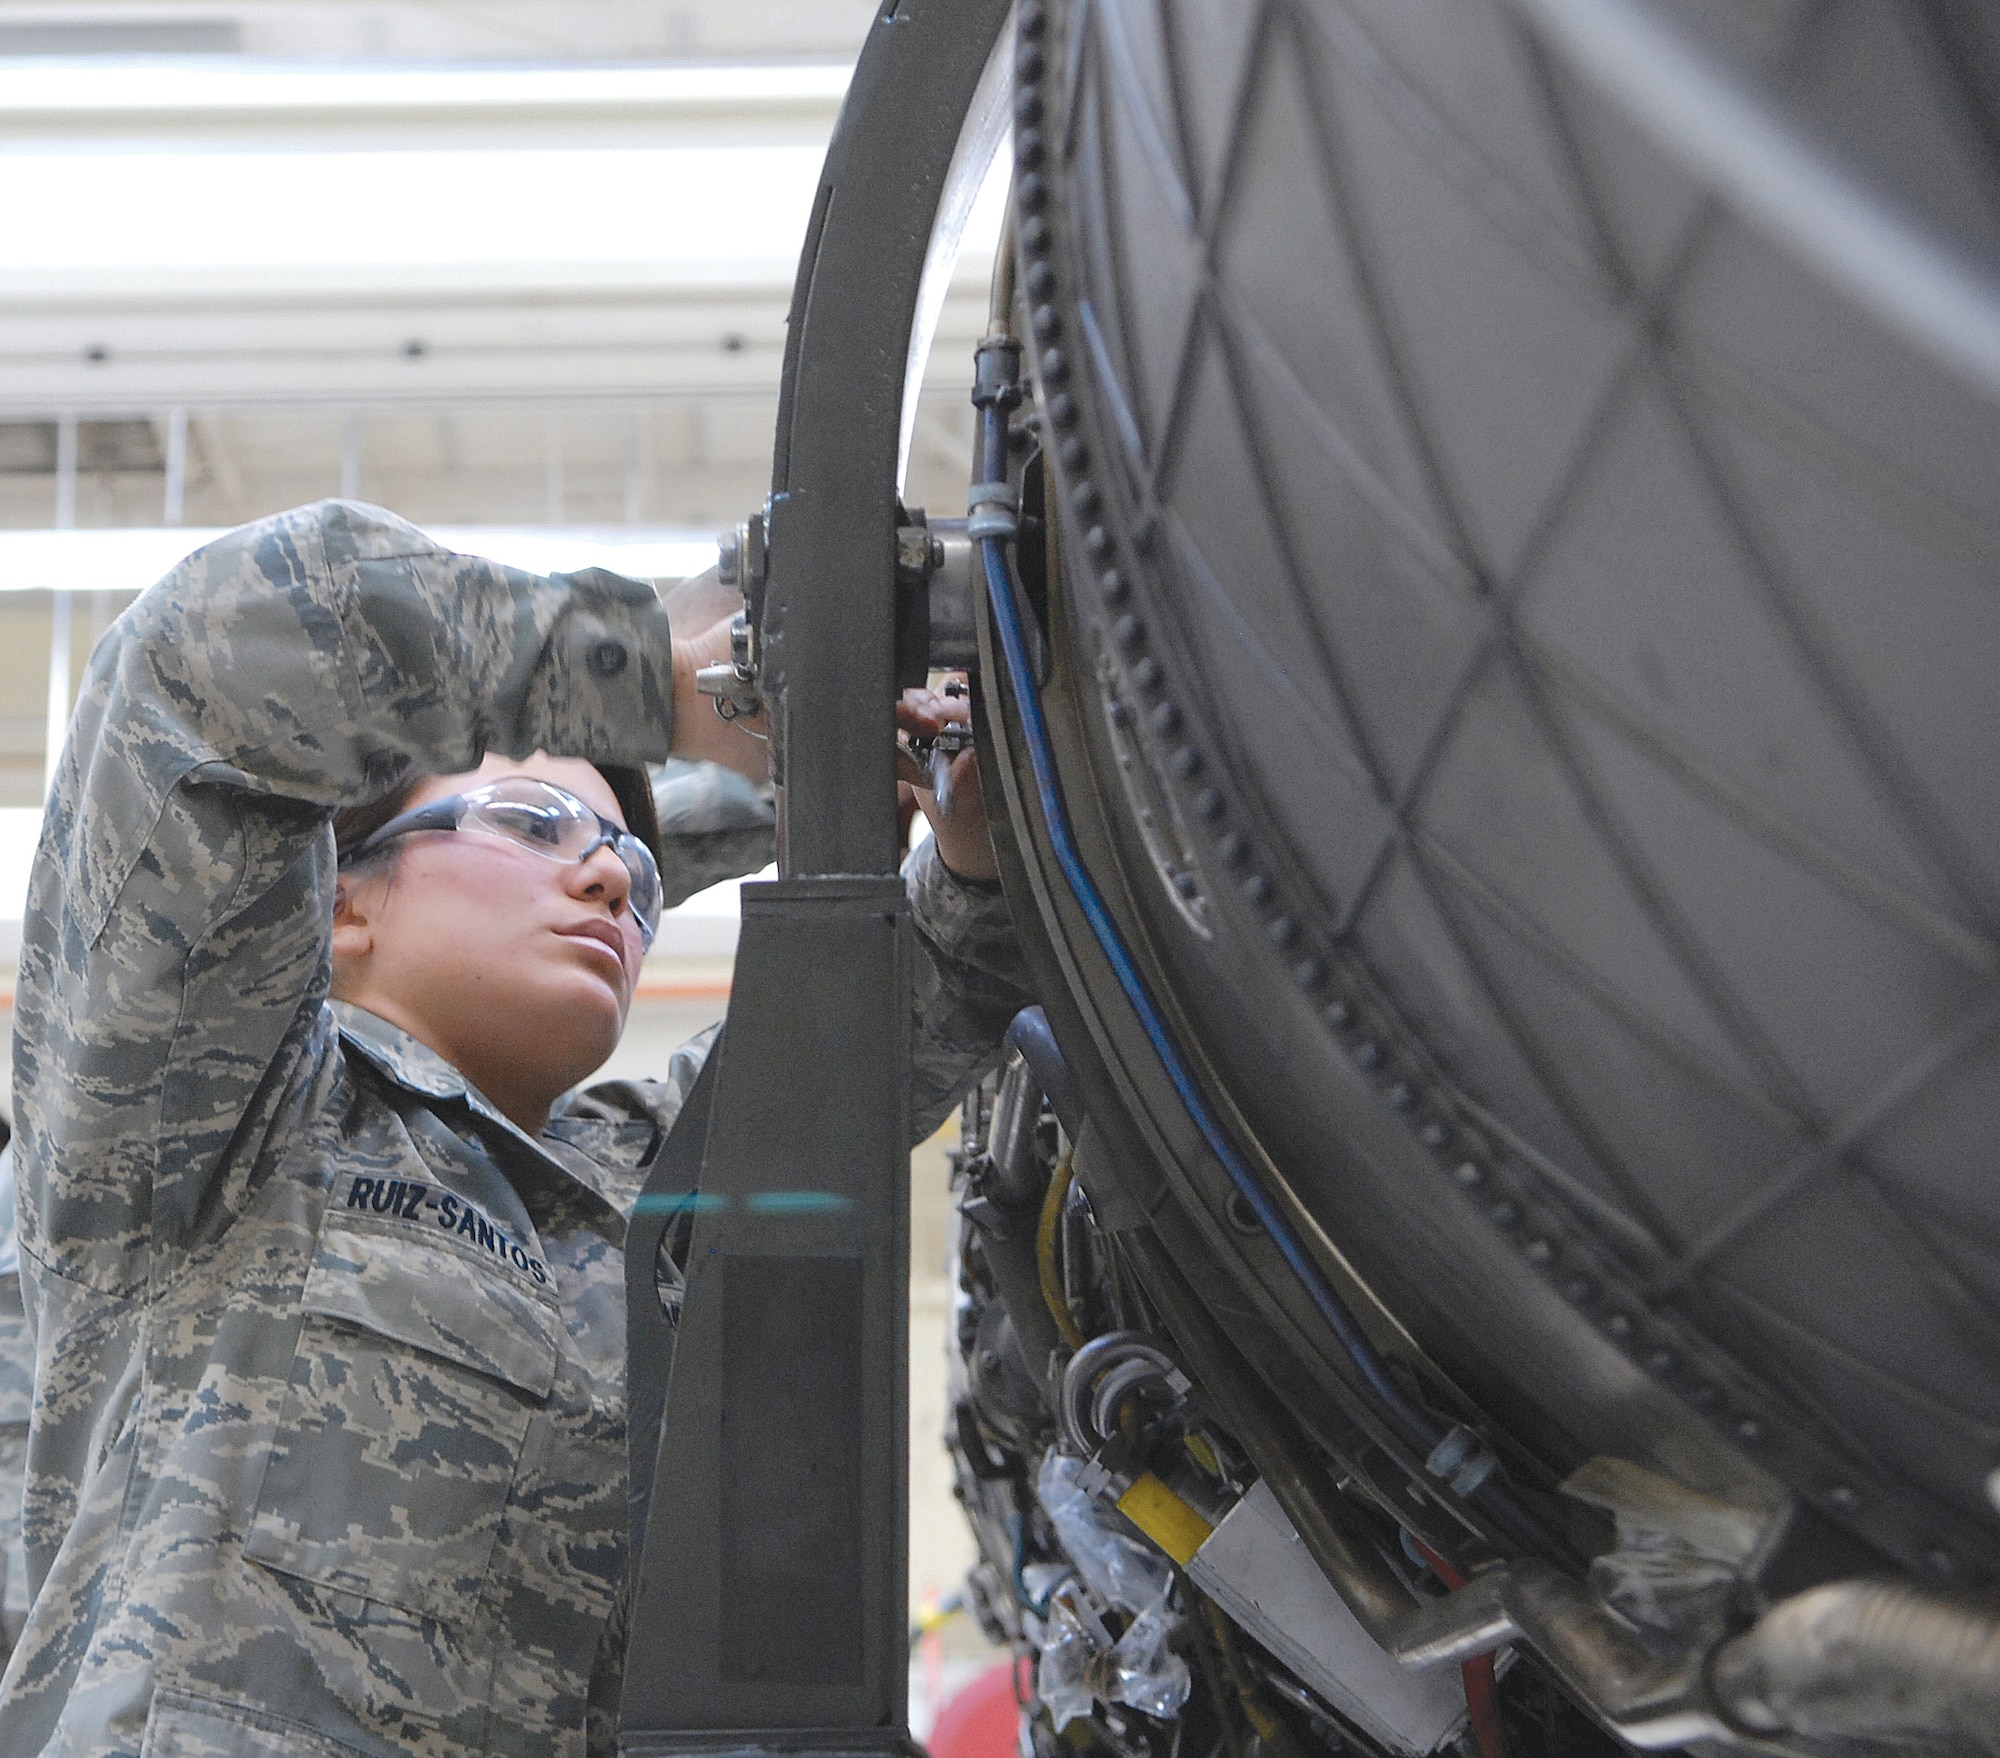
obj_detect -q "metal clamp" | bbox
[1425,1422,1500,1499]
[967,479,1018,540]
[695,611,763,722]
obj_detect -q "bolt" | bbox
[1226,1189,1262,1235]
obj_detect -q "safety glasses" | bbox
[343,776,663,949]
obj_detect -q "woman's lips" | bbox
[555,918,632,983]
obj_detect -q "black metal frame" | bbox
[619,2,1012,1751]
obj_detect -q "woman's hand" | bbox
[669,611,772,781]
[898,679,999,882]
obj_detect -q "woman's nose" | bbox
[569,840,633,913]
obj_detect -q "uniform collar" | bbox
[331,1000,510,1119]
[330,1000,646,1228]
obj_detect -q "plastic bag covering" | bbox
[1033,1454,1192,1724]
[1029,1601,1100,1730]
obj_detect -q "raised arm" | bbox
[14,500,681,1296]
[905,836,1033,1141]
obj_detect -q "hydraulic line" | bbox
[972,338,1572,1565]
[1037,1150,1088,1350]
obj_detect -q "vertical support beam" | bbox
[760,0,1013,877]
[620,5,1010,1758]
[53,412,77,532]
[162,408,188,526]
[624,880,910,1754]
[43,588,71,804]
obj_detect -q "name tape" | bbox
[343,1174,549,1286]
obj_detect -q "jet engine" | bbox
[620,1,2000,1754]
[936,0,2000,1753]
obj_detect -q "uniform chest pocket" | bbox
[244,1214,561,1625]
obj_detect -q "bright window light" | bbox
[0,146,827,273]
[0,62,852,116]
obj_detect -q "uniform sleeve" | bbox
[904,835,1033,1141]
[649,758,776,910]
[13,500,679,1296]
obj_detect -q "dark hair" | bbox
[332,762,662,869]
[332,782,422,865]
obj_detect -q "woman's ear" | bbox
[331,875,375,969]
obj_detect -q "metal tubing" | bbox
[1004,1005,1085,1138]
[985,1049,1050,1212]
[1390,1561,1715,1748]
[977,1052,1065,1387]
[1122,1229,1419,1649]
[1710,1579,2000,1750]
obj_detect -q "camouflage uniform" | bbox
[0,1145,27,1663]
[0,501,1026,1758]
[649,759,775,911]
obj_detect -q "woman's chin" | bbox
[533,976,628,1069]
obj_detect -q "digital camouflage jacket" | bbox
[0,501,1027,1758]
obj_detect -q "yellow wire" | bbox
[1037,1150,1088,1350]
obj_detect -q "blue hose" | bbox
[974,383,1576,1566]
[973,416,1437,1443]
